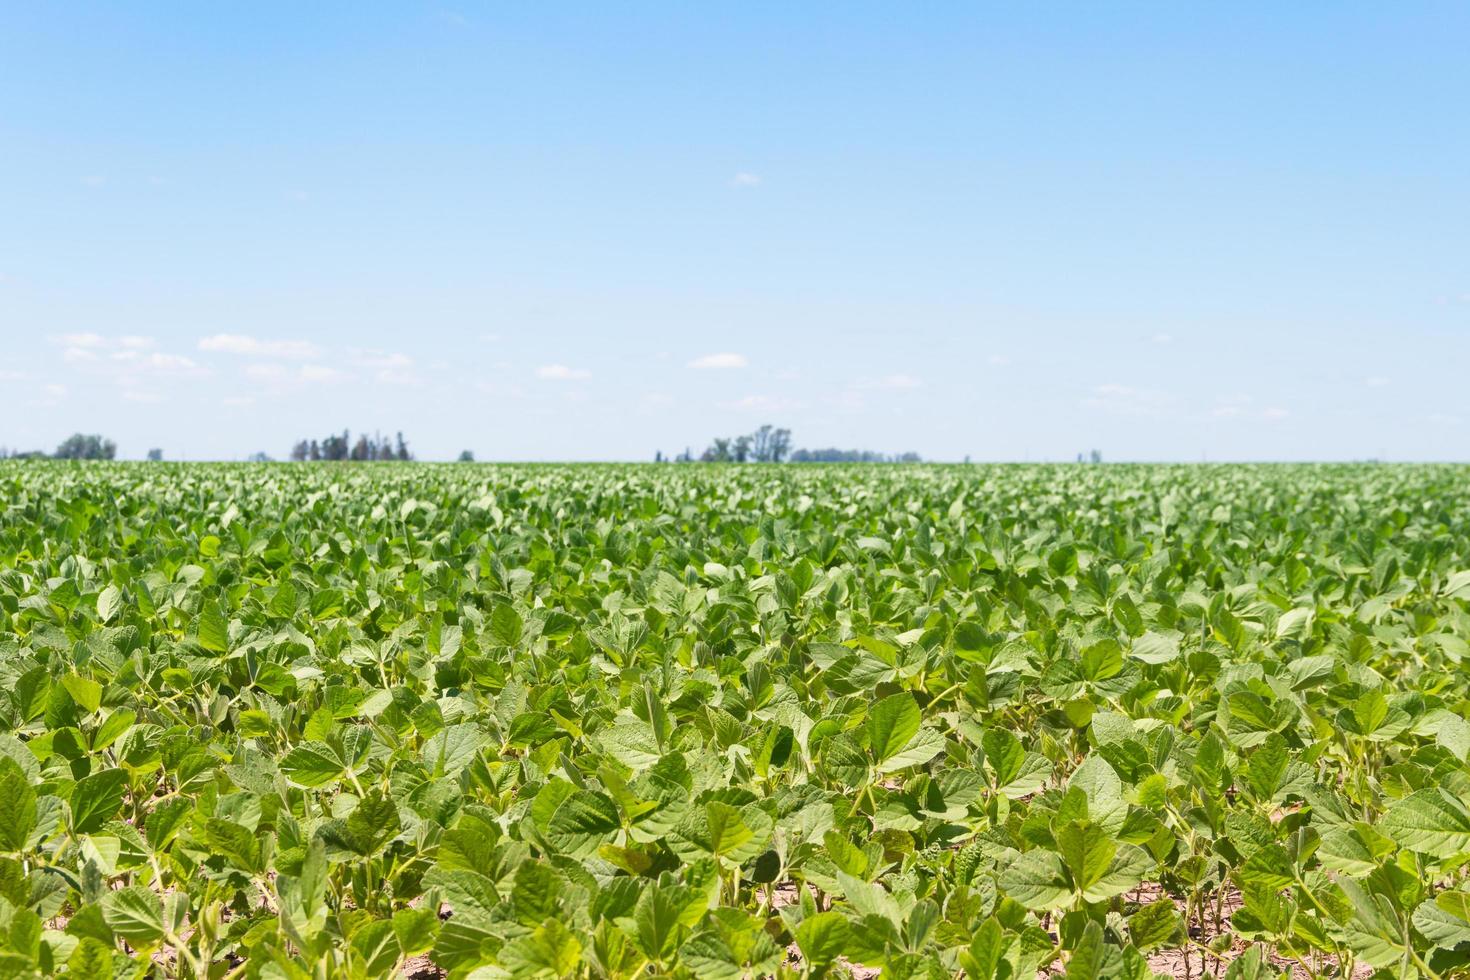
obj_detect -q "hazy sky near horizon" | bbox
[2,4,1468,461]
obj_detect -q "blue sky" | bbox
[2,4,1467,461]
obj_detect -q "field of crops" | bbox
[4,462,1470,979]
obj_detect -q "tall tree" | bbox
[54,433,117,460]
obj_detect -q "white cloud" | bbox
[731,172,761,187]
[0,369,23,382]
[299,364,343,383]
[54,333,158,364]
[242,362,343,388]
[987,354,1011,366]
[1210,395,1289,422]
[1365,376,1390,388]
[122,389,164,404]
[244,363,287,382]
[723,393,803,413]
[199,334,321,359]
[33,383,67,407]
[688,352,748,370]
[536,364,591,381]
[1152,333,1174,344]
[350,349,420,385]
[142,352,204,374]
[1083,383,1171,417]
[870,373,922,390]
[54,334,208,388]
[222,396,256,408]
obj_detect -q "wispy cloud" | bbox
[868,373,922,390]
[349,349,419,385]
[54,334,207,384]
[723,393,803,413]
[1209,394,1289,421]
[299,365,343,383]
[127,352,205,374]
[1083,383,1172,417]
[1365,376,1390,388]
[987,354,1011,366]
[122,389,164,404]
[199,334,321,359]
[242,362,342,386]
[536,364,591,381]
[53,334,207,396]
[34,383,67,408]
[731,173,761,188]
[1152,333,1174,345]
[55,332,156,361]
[688,352,748,370]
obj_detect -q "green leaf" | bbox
[96,585,123,624]
[1414,895,1470,949]
[998,849,1071,911]
[1244,732,1288,800]
[491,604,524,647]
[867,693,921,764]
[877,725,945,774]
[66,938,114,980]
[1084,844,1152,902]
[794,911,851,969]
[393,907,441,957]
[102,885,165,947]
[1335,878,1409,968]
[61,674,102,714]
[1065,920,1104,980]
[1129,899,1183,951]
[1080,640,1122,682]
[500,918,582,978]
[71,768,128,834]
[1056,821,1115,892]
[197,599,228,653]
[1067,757,1127,836]
[1130,630,1180,664]
[634,884,685,962]
[0,757,36,852]
[341,791,401,855]
[1381,788,1470,858]
[545,790,621,858]
[280,742,344,787]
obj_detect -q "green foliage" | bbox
[1,460,1469,977]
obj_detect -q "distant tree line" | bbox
[290,430,413,461]
[0,433,118,460]
[660,425,921,464]
[789,448,922,463]
[692,424,794,463]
